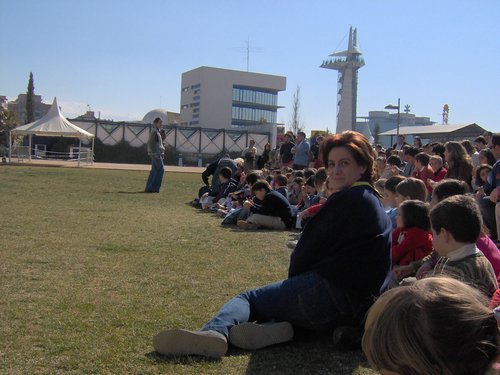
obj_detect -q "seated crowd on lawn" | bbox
[158,130,500,373]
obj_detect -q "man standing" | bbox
[392,135,409,151]
[145,117,166,193]
[280,133,295,168]
[292,131,310,170]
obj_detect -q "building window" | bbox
[190,102,200,108]
[232,86,278,107]
[189,120,199,125]
[181,104,189,109]
[193,89,200,94]
[192,114,199,119]
[193,108,199,113]
[191,84,200,89]
[193,95,200,101]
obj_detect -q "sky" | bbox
[1,0,499,135]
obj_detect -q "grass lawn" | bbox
[0,165,378,375]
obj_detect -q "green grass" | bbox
[0,166,378,374]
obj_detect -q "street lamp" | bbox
[385,98,401,136]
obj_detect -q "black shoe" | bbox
[332,326,362,351]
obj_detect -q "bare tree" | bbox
[289,85,303,134]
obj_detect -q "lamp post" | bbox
[385,98,401,136]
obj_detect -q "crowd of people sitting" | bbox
[155,130,500,374]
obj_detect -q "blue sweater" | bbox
[289,184,392,303]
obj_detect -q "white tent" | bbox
[9,97,94,166]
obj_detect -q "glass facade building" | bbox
[231,86,279,127]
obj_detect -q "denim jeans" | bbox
[201,271,357,337]
[145,156,164,193]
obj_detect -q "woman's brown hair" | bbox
[321,131,375,182]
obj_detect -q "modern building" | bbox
[7,94,51,124]
[357,110,435,147]
[321,27,365,134]
[179,66,286,133]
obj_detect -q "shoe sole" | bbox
[153,329,227,358]
[229,322,293,350]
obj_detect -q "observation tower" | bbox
[321,27,365,134]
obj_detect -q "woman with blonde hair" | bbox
[363,277,499,375]
[444,141,473,190]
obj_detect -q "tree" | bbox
[25,72,35,124]
[0,108,17,146]
[288,85,303,134]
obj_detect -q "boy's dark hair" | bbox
[251,180,271,193]
[415,152,430,166]
[399,200,431,231]
[273,174,288,187]
[493,134,500,147]
[396,177,428,202]
[304,168,317,180]
[432,179,470,201]
[153,117,162,125]
[432,144,446,159]
[293,177,304,185]
[265,175,273,184]
[305,175,316,188]
[385,175,406,193]
[404,147,420,158]
[315,167,327,185]
[430,195,482,243]
[387,155,402,168]
[474,136,487,145]
[245,171,261,186]
[293,170,305,179]
[219,166,232,180]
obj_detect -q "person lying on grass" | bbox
[153,131,392,358]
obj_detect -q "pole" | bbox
[8,131,12,163]
[396,98,400,136]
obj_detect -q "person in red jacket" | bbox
[392,200,433,266]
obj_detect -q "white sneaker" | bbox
[286,240,298,249]
[153,329,227,358]
[228,322,293,350]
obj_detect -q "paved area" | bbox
[1,158,205,173]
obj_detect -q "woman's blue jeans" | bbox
[201,271,357,337]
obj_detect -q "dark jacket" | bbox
[250,190,294,228]
[289,184,392,303]
[201,157,237,193]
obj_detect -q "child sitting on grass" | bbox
[382,175,406,228]
[362,277,500,375]
[237,180,294,230]
[392,200,433,266]
[272,174,289,199]
[428,194,498,298]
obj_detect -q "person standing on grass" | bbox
[153,131,391,358]
[291,131,310,170]
[145,117,165,193]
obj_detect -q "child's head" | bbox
[304,175,317,195]
[303,168,317,181]
[384,175,406,208]
[414,152,430,170]
[428,155,443,173]
[273,174,288,188]
[245,171,262,187]
[397,200,430,230]
[314,167,327,192]
[475,164,493,187]
[363,277,499,375]
[395,177,427,205]
[386,155,402,169]
[374,178,387,195]
[251,180,271,201]
[430,195,482,254]
[430,178,469,207]
[218,167,232,183]
[376,156,386,172]
[403,147,419,164]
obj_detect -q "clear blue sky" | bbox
[1,0,499,134]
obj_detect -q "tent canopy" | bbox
[11,97,94,138]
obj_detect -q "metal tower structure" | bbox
[321,27,365,134]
